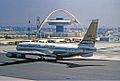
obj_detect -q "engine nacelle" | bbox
[6,53,16,58]
[16,54,25,58]
[6,53,25,58]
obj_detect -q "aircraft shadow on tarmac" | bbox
[52,61,104,68]
[0,58,105,68]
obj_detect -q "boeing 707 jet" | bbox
[5,19,98,60]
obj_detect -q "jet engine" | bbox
[6,53,25,58]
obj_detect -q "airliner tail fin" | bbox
[79,19,98,47]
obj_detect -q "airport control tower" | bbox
[36,17,41,38]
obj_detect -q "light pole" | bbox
[28,20,31,39]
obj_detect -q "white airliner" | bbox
[6,19,98,60]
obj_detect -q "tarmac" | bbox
[0,42,120,80]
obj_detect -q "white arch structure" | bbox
[37,9,85,33]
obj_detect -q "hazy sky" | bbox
[0,0,120,28]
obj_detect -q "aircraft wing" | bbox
[5,50,56,57]
[6,50,46,55]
